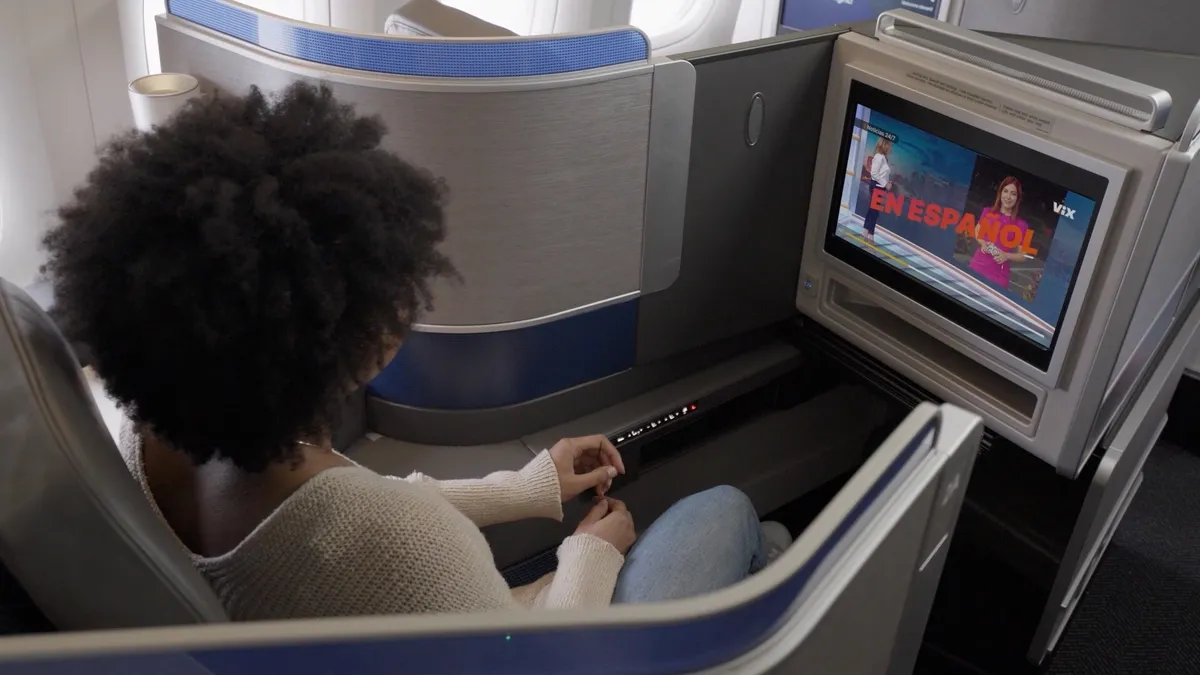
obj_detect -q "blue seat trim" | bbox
[368,300,639,410]
[3,419,938,675]
[166,0,649,78]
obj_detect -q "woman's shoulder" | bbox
[197,468,513,619]
[211,467,491,568]
[292,467,464,522]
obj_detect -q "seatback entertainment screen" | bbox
[824,81,1108,370]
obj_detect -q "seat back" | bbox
[0,279,227,630]
[385,0,516,37]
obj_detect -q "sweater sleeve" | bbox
[189,468,626,620]
[510,534,626,609]
[392,451,564,527]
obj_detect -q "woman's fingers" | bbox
[580,499,610,525]
[570,435,625,474]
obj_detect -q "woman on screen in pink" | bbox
[969,176,1029,290]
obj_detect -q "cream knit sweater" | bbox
[118,425,626,620]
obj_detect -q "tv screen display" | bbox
[824,81,1108,370]
[780,0,941,32]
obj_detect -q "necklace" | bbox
[296,440,329,451]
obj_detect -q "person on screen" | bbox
[969,176,1029,290]
[862,137,893,244]
[41,81,793,622]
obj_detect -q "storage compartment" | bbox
[788,315,1102,671]
[827,280,1042,423]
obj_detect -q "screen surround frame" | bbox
[825,79,1109,371]
[803,64,1129,389]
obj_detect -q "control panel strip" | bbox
[611,401,699,448]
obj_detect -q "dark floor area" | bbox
[1046,442,1200,675]
[906,375,1200,675]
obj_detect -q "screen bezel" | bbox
[823,80,1110,372]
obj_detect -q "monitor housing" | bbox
[797,28,1184,476]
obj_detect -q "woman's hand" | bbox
[548,435,626,502]
[575,497,636,554]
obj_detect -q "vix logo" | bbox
[1053,201,1076,220]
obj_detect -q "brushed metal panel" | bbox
[158,26,650,326]
[961,0,1200,58]
[987,35,1200,143]
[876,11,1171,132]
[640,59,695,294]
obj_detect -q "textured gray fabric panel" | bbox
[0,280,227,629]
[158,26,651,327]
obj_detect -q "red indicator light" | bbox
[690,404,697,410]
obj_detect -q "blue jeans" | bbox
[612,485,768,603]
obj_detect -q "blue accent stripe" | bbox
[2,417,939,675]
[166,0,649,78]
[368,301,638,410]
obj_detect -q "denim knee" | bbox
[693,485,759,528]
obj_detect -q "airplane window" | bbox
[631,0,697,34]
[142,0,166,75]
[438,0,539,35]
[631,0,743,56]
[141,0,314,75]
[240,0,307,18]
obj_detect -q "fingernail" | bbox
[606,466,618,478]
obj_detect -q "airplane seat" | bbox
[0,279,228,630]
[633,0,744,57]
[152,0,891,578]
[384,0,516,38]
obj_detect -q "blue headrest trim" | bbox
[166,0,650,78]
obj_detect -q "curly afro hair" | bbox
[43,81,455,472]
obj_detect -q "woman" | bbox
[861,136,893,245]
[969,176,1029,290]
[42,82,791,620]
